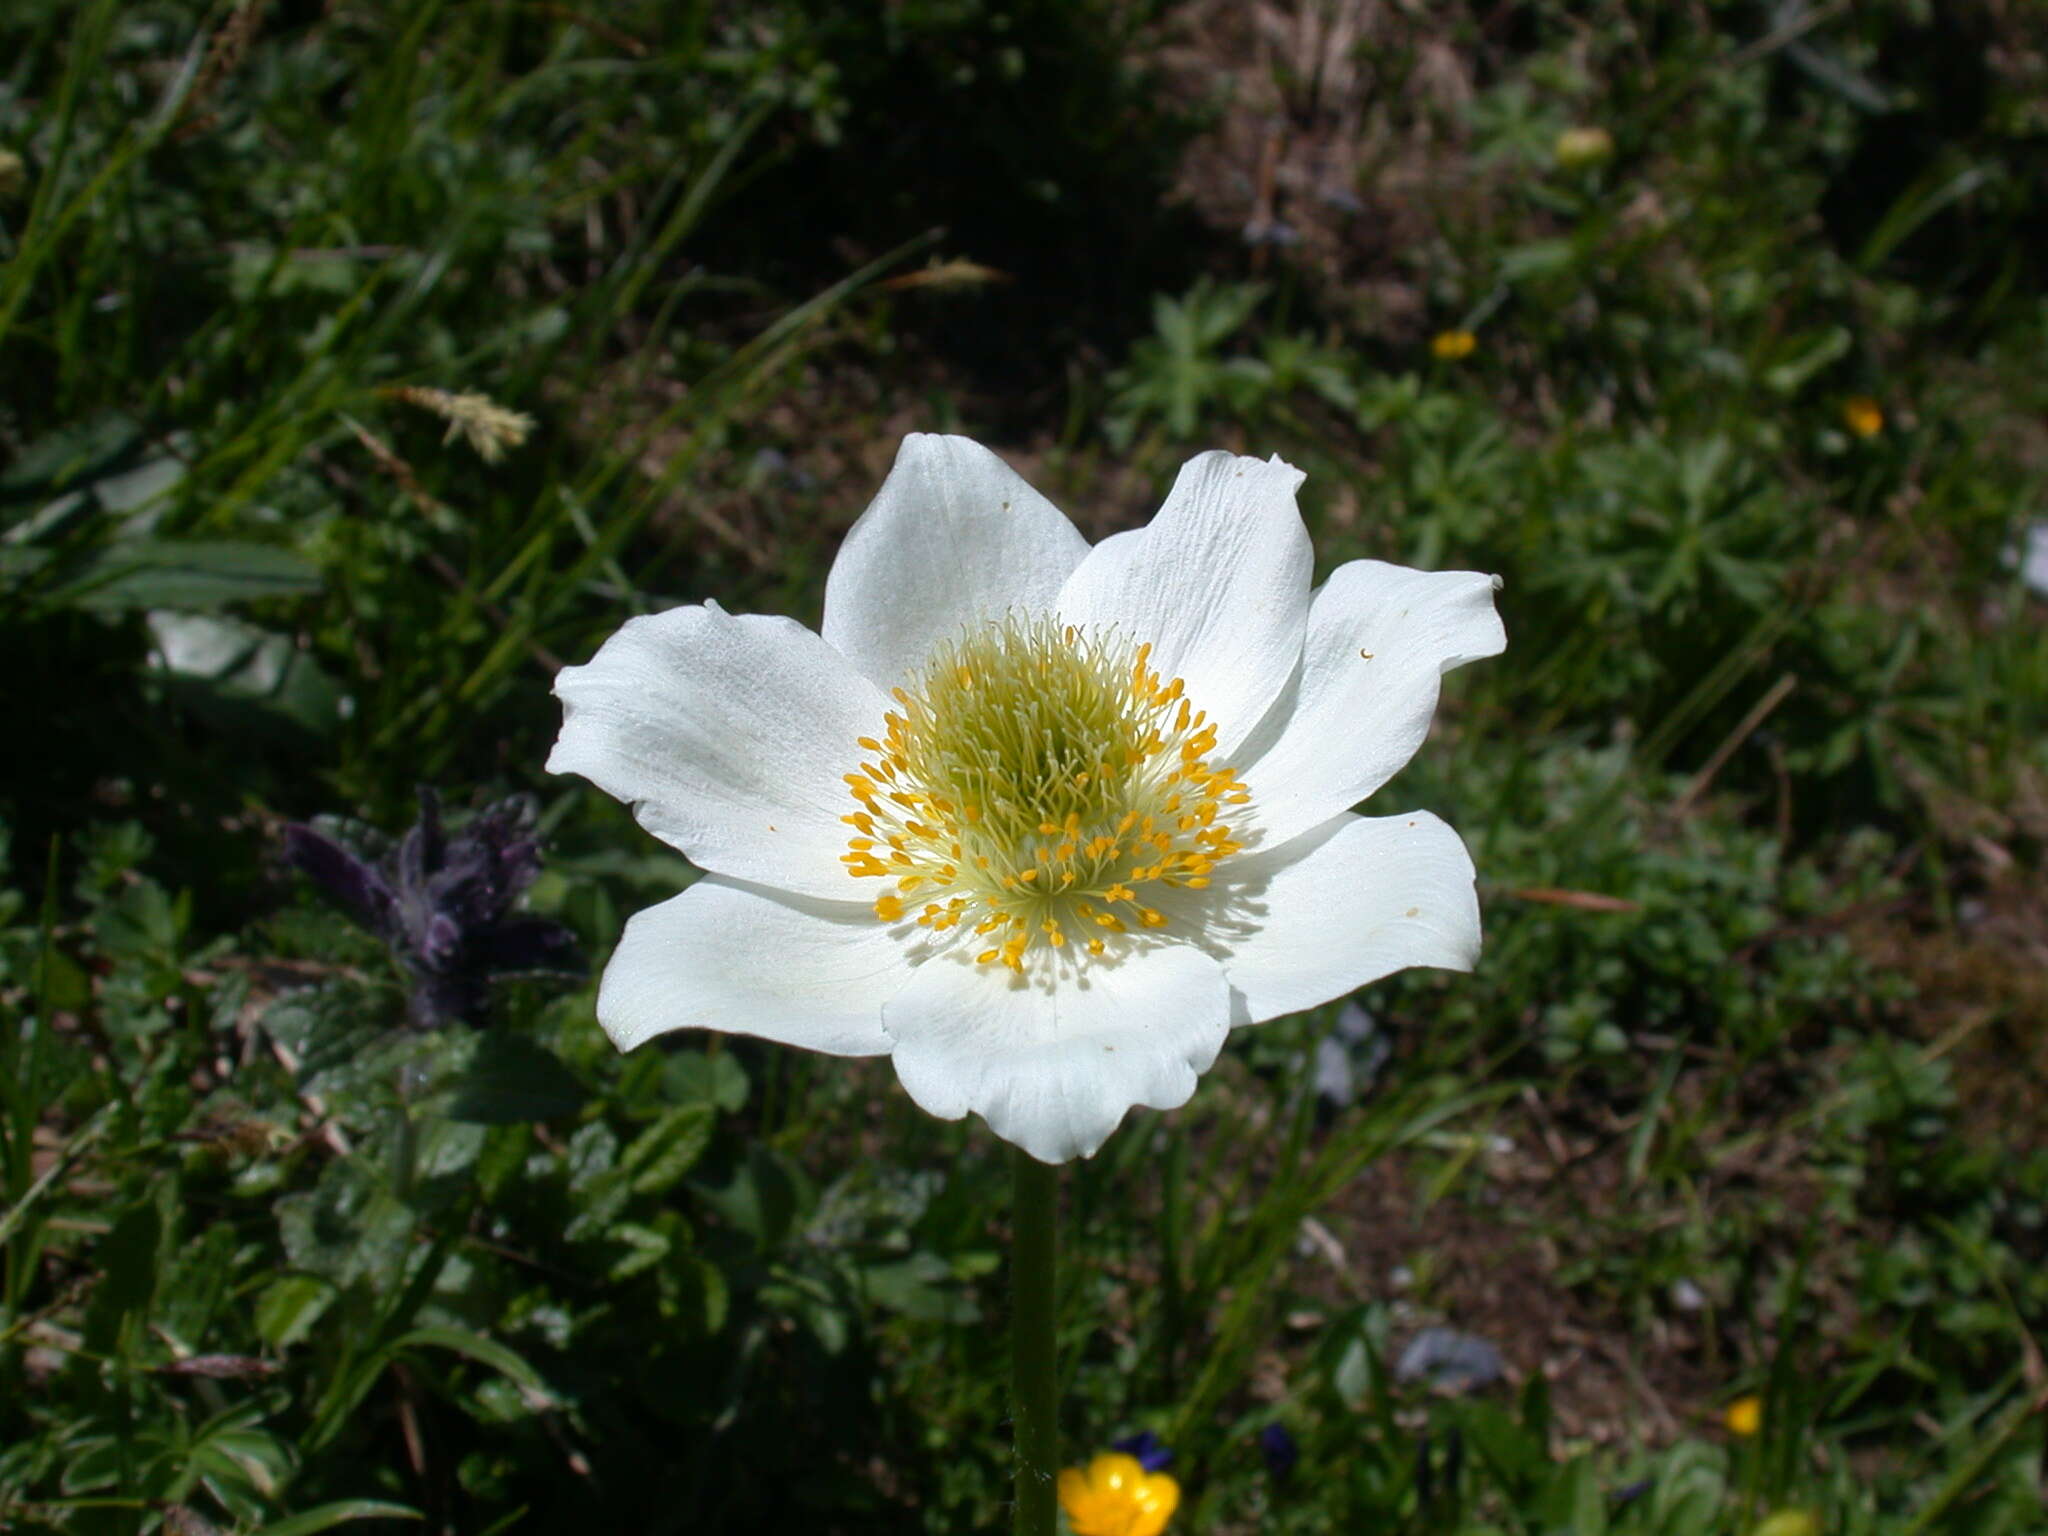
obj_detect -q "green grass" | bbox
[4,1,2048,1531]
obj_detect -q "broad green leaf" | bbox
[146,611,347,735]
[447,1033,585,1124]
[0,411,142,509]
[862,1253,978,1324]
[255,1275,336,1350]
[663,1048,749,1112]
[61,539,320,611]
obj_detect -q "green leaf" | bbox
[60,539,321,611]
[388,1324,549,1403]
[621,1103,716,1196]
[862,1253,979,1324]
[146,611,346,736]
[448,1034,585,1124]
[681,1253,729,1336]
[1761,325,1850,394]
[663,1048,749,1112]
[255,1275,336,1350]
[1498,238,1577,281]
[159,1221,239,1348]
[251,1500,424,1535]
[604,1221,671,1281]
[81,1197,163,1353]
[698,1144,799,1250]
[0,411,143,509]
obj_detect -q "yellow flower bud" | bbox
[1431,329,1478,362]
[0,149,25,202]
[1555,126,1615,168]
[1751,1509,1821,1536]
[1842,396,1884,438]
[1723,1394,1763,1436]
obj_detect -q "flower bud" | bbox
[1555,126,1615,168]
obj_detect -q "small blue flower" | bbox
[282,788,581,1026]
[1111,1431,1173,1472]
[1258,1423,1298,1478]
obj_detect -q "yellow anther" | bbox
[838,614,1253,968]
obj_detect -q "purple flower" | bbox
[282,788,582,1026]
[1258,1423,1298,1478]
[1111,1431,1173,1472]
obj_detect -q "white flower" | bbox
[549,436,1504,1163]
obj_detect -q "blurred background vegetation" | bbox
[3,0,2047,1531]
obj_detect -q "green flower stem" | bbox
[1011,1147,1059,1536]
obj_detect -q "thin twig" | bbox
[171,0,271,143]
[1720,0,1850,76]
[1672,672,1798,816]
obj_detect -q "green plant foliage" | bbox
[5,0,2048,1531]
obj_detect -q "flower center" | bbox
[839,615,1250,971]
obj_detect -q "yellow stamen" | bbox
[835,615,1254,971]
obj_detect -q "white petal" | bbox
[597,878,901,1055]
[822,434,1091,690]
[1240,562,1503,846]
[884,944,1230,1163]
[1055,452,1312,759]
[1156,811,1480,1026]
[549,602,889,900]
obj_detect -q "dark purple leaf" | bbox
[280,823,395,934]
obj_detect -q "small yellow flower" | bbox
[0,149,24,201]
[1555,126,1615,169]
[1842,396,1884,438]
[1750,1510,1821,1536]
[1724,1394,1763,1436]
[1431,329,1478,362]
[1058,1452,1181,1536]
